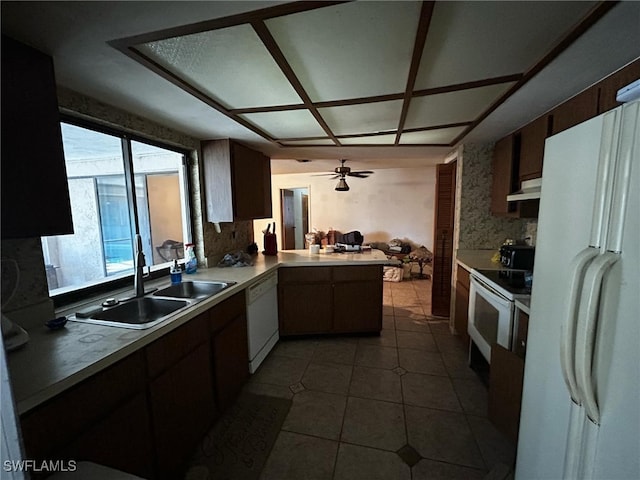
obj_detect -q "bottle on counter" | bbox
[184,243,197,274]
[170,259,182,284]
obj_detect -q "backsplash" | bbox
[454,143,528,251]
[1,238,55,325]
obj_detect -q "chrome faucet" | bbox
[133,234,148,297]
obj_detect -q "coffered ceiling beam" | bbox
[252,20,342,146]
[395,1,435,145]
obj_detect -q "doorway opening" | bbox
[280,188,309,250]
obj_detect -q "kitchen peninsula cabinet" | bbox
[333,265,383,333]
[202,138,272,222]
[1,35,73,239]
[278,265,382,336]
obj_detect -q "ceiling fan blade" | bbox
[354,170,374,174]
[347,172,371,178]
[312,173,338,176]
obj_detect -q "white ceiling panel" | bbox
[339,134,397,146]
[2,0,635,171]
[136,24,302,109]
[400,127,467,145]
[242,109,326,139]
[266,1,421,102]
[319,100,403,136]
[415,1,597,89]
[404,83,515,129]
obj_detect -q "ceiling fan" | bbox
[315,159,374,191]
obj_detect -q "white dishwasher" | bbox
[246,272,279,373]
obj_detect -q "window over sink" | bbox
[41,119,192,297]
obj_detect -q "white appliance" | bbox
[516,99,639,479]
[468,269,531,363]
[245,272,279,373]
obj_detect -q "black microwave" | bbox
[499,245,535,270]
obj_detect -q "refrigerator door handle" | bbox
[575,251,620,425]
[560,247,599,404]
[606,100,638,253]
[588,108,619,248]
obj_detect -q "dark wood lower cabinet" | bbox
[333,282,381,333]
[488,344,525,443]
[454,265,470,346]
[150,343,215,479]
[213,313,250,411]
[19,293,249,480]
[278,265,383,336]
[280,282,333,334]
[66,394,155,479]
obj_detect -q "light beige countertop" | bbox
[456,249,502,271]
[8,249,393,414]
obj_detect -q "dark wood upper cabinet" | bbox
[1,35,73,239]
[596,59,640,114]
[491,135,519,217]
[519,114,550,180]
[550,86,599,135]
[202,138,272,222]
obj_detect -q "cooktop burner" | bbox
[474,269,532,296]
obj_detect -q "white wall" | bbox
[254,166,436,251]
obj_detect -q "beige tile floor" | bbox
[243,277,516,480]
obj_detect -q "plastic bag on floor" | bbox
[383,266,402,282]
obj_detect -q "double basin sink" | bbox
[70,281,235,330]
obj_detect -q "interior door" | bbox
[301,194,309,248]
[431,161,456,317]
[281,189,295,250]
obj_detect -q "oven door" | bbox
[468,275,515,363]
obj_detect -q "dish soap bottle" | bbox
[184,243,197,274]
[170,259,182,284]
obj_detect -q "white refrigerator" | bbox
[516,98,639,480]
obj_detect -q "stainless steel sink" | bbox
[153,280,235,300]
[71,297,190,330]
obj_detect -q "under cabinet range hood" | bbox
[507,177,542,202]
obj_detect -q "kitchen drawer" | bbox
[333,265,381,282]
[279,266,332,284]
[146,312,208,378]
[209,291,245,333]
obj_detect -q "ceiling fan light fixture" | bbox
[335,177,350,191]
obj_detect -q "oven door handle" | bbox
[470,275,510,305]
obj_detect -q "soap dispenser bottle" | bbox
[170,259,182,284]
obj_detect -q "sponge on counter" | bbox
[74,305,103,318]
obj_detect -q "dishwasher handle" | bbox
[246,273,278,304]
